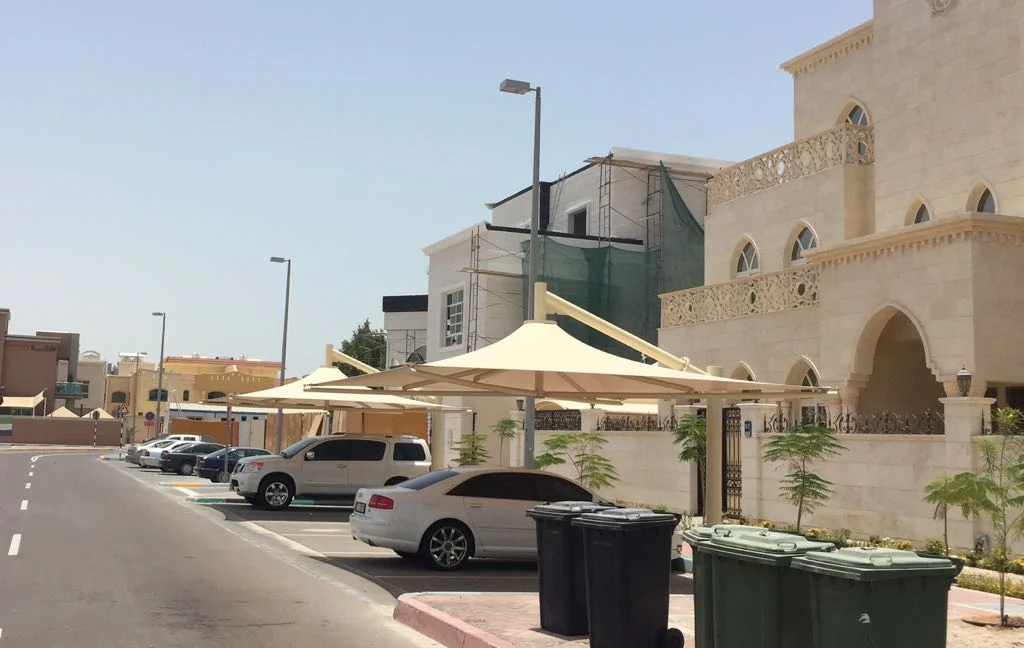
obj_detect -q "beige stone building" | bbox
[640,0,1021,547]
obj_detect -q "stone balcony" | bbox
[708,124,874,207]
[661,265,819,328]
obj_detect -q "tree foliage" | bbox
[762,421,846,531]
[945,407,1024,626]
[534,431,619,491]
[492,417,520,467]
[923,473,982,556]
[452,431,490,466]
[672,412,707,502]
[337,318,387,377]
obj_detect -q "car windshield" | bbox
[280,436,319,459]
[397,470,460,491]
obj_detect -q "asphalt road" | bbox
[0,450,439,648]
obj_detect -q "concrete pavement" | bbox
[0,451,440,647]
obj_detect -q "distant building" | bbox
[0,308,89,415]
[382,295,428,369]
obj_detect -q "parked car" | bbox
[124,434,211,464]
[231,434,432,510]
[139,440,197,468]
[349,467,608,570]
[197,447,271,483]
[126,439,179,465]
[157,442,225,475]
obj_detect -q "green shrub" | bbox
[922,538,947,555]
[957,573,1024,599]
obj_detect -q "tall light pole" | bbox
[152,312,167,436]
[270,256,292,453]
[499,78,541,468]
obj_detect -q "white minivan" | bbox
[231,434,432,510]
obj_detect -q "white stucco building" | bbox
[647,0,1023,548]
[381,295,428,369]
[421,147,729,466]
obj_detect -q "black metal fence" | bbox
[597,415,678,432]
[765,410,945,435]
[534,410,582,431]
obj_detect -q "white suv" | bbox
[230,434,432,510]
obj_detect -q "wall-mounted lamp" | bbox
[516,398,525,411]
[956,366,972,397]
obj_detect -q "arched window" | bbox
[207,391,227,401]
[182,390,190,402]
[148,389,168,402]
[914,204,931,224]
[802,369,819,388]
[111,391,127,403]
[790,227,818,263]
[977,188,996,213]
[846,105,869,126]
[736,241,759,275]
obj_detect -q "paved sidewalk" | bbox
[395,578,1024,648]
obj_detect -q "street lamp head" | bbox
[499,79,533,95]
[956,366,973,397]
[152,312,164,317]
[270,256,289,263]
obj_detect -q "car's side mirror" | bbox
[304,450,316,461]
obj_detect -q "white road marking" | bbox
[319,551,399,557]
[20,500,27,511]
[28,471,33,477]
[173,487,201,498]
[24,482,30,490]
[8,534,21,556]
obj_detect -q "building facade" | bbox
[382,295,428,369]
[652,0,1023,546]
[0,308,89,415]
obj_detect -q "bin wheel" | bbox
[661,628,684,648]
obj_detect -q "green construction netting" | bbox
[522,163,705,360]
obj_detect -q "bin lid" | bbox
[702,530,835,566]
[681,524,766,545]
[572,507,677,530]
[790,547,957,581]
[526,501,613,520]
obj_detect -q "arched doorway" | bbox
[854,307,944,415]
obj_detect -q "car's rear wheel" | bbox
[216,470,230,483]
[420,521,473,570]
[178,462,194,476]
[256,475,294,511]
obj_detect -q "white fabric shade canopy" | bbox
[0,392,45,409]
[218,366,465,412]
[310,320,813,399]
[49,406,79,418]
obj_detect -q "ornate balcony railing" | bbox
[54,381,88,399]
[708,124,874,207]
[535,409,582,431]
[661,265,819,328]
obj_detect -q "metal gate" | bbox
[722,407,743,517]
[694,407,743,517]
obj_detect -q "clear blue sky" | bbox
[0,0,871,376]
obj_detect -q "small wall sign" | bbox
[743,420,753,437]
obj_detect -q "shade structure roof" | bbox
[219,366,466,412]
[0,392,45,409]
[310,320,814,399]
[49,406,79,418]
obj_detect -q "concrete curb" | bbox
[186,496,316,505]
[394,593,518,648]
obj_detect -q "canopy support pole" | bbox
[705,365,724,524]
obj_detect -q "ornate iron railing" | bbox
[597,415,678,432]
[535,410,582,431]
[661,266,819,328]
[765,410,945,435]
[707,123,874,207]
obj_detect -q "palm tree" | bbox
[923,474,981,556]
[672,413,707,511]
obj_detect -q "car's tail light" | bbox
[369,494,394,510]
[160,451,170,460]
[198,459,205,467]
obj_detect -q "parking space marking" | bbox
[19,500,27,511]
[8,534,21,556]
[173,487,201,498]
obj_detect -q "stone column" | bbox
[580,407,601,433]
[705,366,725,524]
[940,396,995,550]
[506,410,525,467]
[736,402,778,522]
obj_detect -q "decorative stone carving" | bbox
[661,266,819,328]
[930,0,955,16]
[708,124,874,207]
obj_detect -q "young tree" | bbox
[492,417,520,467]
[534,431,620,491]
[672,412,707,508]
[923,473,981,556]
[336,319,387,377]
[952,407,1024,627]
[452,431,490,466]
[762,421,846,532]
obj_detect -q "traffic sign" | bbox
[145,412,155,421]
[144,419,154,427]
[116,404,128,419]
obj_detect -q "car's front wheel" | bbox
[256,475,294,511]
[420,521,473,570]
[178,462,194,476]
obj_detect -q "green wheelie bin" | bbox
[790,547,957,648]
[680,524,766,648]
[701,529,834,648]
